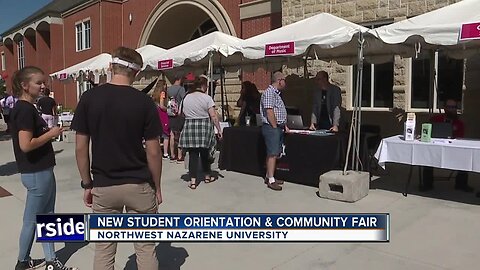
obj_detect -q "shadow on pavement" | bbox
[0,161,17,176]
[370,164,480,206]
[56,242,89,264]
[123,242,188,270]
[0,131,11,141]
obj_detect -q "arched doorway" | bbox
[139,0,237,48]
[138,0,241,120]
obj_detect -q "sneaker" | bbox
[264,178,284,185]
[265,180,282,191]
[15,258,46,270]
[45,259,78,270]
[162,154,169,159]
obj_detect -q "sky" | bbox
[0,0,52,36]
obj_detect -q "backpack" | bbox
[2,96,17,115]
[167,87,183,117]
[167,96,179,117]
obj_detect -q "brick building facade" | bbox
[0,0,281,110]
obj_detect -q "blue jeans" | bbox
[18,167,56,262]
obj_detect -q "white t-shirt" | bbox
[182,92,215,119]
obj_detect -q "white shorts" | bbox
[41,114,57,128]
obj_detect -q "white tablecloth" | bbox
[59,114,74,122]
[374,135,480,173]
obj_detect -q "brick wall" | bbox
[2,43,14,92]
[36,30,51,75]
[241,14,282,91]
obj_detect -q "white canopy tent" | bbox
[143,31,245,120]
[50,53,112,79]
[239,13,393,171]
[143,31,243,73]
[135,44,167,70]
[371,0,480,114]
[239,13,399,72]
[371,0,480,59]
[50,45,167,79]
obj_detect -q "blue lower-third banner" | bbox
[36,213,390,242]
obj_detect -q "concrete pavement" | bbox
[1,133,479,270]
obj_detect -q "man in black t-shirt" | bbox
[71,47,162,270]
[37,88,57,128]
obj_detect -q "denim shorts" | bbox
[262,124,284,156]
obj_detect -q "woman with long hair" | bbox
[237,81,261,126]
[10,66,77,270]
[151,79,171,159]
[179,75,222,189]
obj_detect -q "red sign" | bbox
[157,59,173,70]
[265,42,295,56]
[460,22,480,41]
[58,73,68,80]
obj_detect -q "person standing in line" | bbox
[10,66,77,270]
[151,79,171,159]
[2,92,18,133]
[260,71,289,191]
[72,47,162,270]
[37,88,58,128]
[167,74,186,163]
[179,75,222,189]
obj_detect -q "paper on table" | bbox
[288,129,313,134]
[431,138,454,144]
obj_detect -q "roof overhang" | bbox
[2,16,63,42]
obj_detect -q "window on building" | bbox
[76,19,91,51]
[77,80,93,101]
[351,20,394,109]
[190,19,218,40]
[352,62,394,108]
[83,20,91,49]
[1,52,5,71]
[76,23,83,51]
[17,39,25,69]
[410,51,463,110]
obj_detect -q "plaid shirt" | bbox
[260,85,287,125]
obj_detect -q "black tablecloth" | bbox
[219,127,345,187]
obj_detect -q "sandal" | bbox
[188,183,197,190]
[204,176,217,183]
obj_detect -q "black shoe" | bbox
[44,259,78,270]
[455,185,474,192]
[15,258,46,270]
[419,185,434,192]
